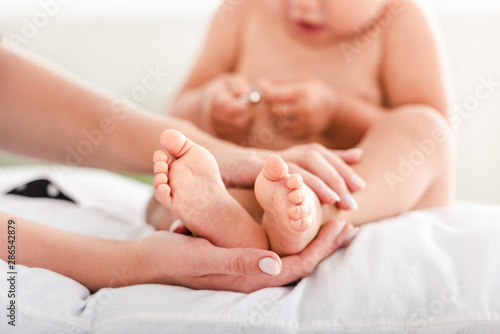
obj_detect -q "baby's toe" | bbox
[290,216,312,232]
[288,205,308,220]
[155,183,172,204]
[153,173,168,189]
[160,129,193,159]
[153,150,169,163]
[263,155,288,181]
[288,189,304,204]
[286,174,303,190]
[154,161,169,174]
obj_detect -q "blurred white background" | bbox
[0,0,499,204]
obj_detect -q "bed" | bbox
[0,165,499,333]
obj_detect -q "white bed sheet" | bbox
[0,166,499,333]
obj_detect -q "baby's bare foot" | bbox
[255,155,322,256]
[153,129,267,249]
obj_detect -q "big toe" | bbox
[263,155,288,181]
[160,129,193,159]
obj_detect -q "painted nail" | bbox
[169,219,183,232]
[342,193,358,210]
[342,227,360,247]
[345,148,363,156]
[326,188,341,202]
[334,221,346,237]
[350,174,367,189]
[259,257,281,276]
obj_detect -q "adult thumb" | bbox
[213,247,283,276]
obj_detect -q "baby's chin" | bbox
[287,25,361,48]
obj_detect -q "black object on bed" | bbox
[6,179,76,203]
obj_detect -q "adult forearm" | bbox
[0,212,144,293]
[0,45,253,174]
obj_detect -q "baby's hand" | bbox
[203,74,256,143]
[257,75,337,138]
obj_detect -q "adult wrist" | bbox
[128,237,160,286]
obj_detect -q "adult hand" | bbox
[217,141,365,210]
[257,75,338,139]
[203,73,256,143]
[136,220,355,293]
[279,143,366,210]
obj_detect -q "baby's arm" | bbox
[333,1,449,146]
[380,1,449,115]
[169,0,251,132]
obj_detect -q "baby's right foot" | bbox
[255,155,322,256]
[153,129,268,249]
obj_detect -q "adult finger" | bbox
[236,220,353,291]
[286,162,339,205]
[318,145,367,194]
[331,148,363,164]
[293,220,353,270]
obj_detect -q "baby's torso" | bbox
[234,2,385,150]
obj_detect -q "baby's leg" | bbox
[325,105,454,225]
[254,155,323,256]
[230,105,453,243]
[151,129,268,249]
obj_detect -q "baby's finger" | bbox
[213,88,248,117]
[270,103,300,121]
[228,76,252,96]
[264,83,300,104]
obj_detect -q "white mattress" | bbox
[0,166,499,333]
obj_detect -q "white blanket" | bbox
[0,166,499,333]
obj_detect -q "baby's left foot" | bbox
[152,129,268,249]
[255,155,322,256]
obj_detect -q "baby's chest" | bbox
[237,18,384,104]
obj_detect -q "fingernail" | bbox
[345,148,363,156]
[326,188,341,202]
[350,174,367,189]
[342,193,358,210]
[342,227,360,247]
[259,257,281,276]
[169,219,183,232]
[334,221,346,237]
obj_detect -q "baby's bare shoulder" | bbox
[383,0,435,40]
